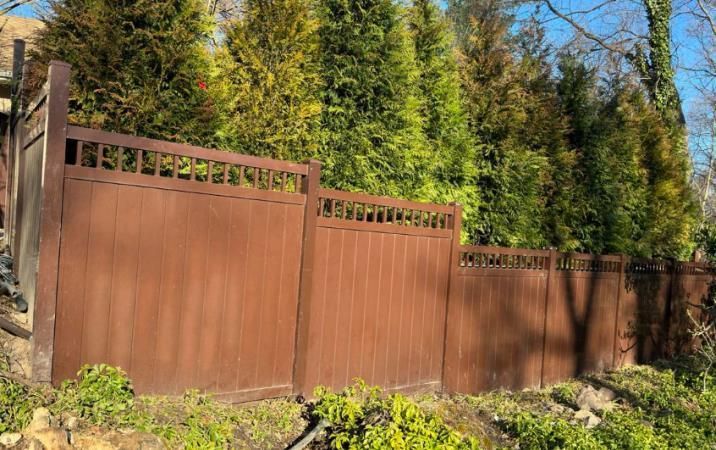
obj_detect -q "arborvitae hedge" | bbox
[408,0,479,239]
[315,0,430,198]
[31,0,215,146]
[30,0,697,257]
[213,0,322,161]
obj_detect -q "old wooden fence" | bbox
[5,62,713,402]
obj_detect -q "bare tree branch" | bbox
[541,0,635,59]
[697,0,716,37]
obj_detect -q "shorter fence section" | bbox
[444,246,549,393]
[444,250,714,395]
[293,189,456,395]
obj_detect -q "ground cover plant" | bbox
[0,356,714,448]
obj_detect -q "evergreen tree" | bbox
[558,57,648,255]
[316,0,430,198]
[30,0,215,145]
[407,0,478,239]
[450,0,554,248]
[558,56,695,257]
[213,0,322,161]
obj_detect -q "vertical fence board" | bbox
[127,188,166,392]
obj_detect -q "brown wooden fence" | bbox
[5,62,714,402]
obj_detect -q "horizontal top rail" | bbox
[626,258,673,274]
[317,188,454,232]
[318,189,454,215]
[66,126,309,194]
[459,245,551,257]
[458,245,550,271]
[67,126,309,175]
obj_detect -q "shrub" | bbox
[53,364,135,426]
[313,380,478,449]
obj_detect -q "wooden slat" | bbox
[317,216,452,238]
[67,126,309,175]
[318,188,454,214]
[64,165,306,206]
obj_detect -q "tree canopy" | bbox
[29,0,698,257]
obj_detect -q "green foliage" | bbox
[465,356,716,449]
[0,378,45,433]
[407,0,479,237]
[31,0,216,145]
[213,0,323,161]
[28,0,697,256]
[448,1,575,249]
[313,380,479,449]
[696,223,716,261]
[507,412,602,450]
[315,0,431,198]
[53,364,135,426]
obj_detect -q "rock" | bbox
[107,431,164,449]
[63,416,79,431]
[548,403,572,415]
[576,385,614,411]
[574,409,602,428]
[26,408,52,433]
[70,435,116,450]
[598,387,616,402]
[71,431,165,450]
[28,428,71,450]
[0,432,22,447]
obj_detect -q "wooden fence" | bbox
[5,62,714,402]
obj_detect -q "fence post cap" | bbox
[48,60,72,69]
[304,158,322,167]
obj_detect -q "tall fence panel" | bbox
[51,127,308,402]
[443,246,549,394]
[542,254,621,385]
[293,189,457,394]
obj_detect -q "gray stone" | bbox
[63,416,79,431]
[576,385,614,411]
[26,428,71,450]
[26,408,51,433]
[0,432,22,447]
[598,387,616,402]
[574,409,602,428]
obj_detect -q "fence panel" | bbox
[10,83,48,313]
[294,189,455,394]
[614,260,673,367]
[443,246,549,394]
[542,253,621,385]
[51,127,308,402]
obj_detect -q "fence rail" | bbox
[6,61,714,401]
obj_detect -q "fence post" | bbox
[31,61,71,383]
[539,248,558,388]
[664,258,679,358]
[611,254,627,368]
[440,202,462,392]
[292,159,321,395]
[6,39,26,246]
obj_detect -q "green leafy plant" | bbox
[53,364,135,426]
[0,378,45,433]
[313,380,479,449]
